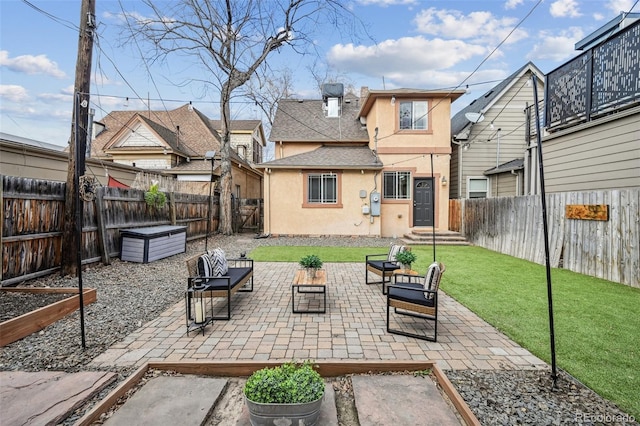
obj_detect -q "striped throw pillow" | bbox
[197,254,213,278]
[210,248,228,277]
[387,244,405,263]
[423,262,440,300]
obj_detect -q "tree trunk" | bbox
[218,83,234,235]
[61,0,95,276]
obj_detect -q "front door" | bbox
[413,178,434,226]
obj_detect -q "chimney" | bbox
[360,86,369,99]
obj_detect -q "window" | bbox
[399,101,428,130]
[307,173,337,204]
[383,171,411,199]
[468,177,489,198]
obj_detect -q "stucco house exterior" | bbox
[528,13,640,193]
[450,62,545,199]
[91,104,264,198]
[259,84,464,237]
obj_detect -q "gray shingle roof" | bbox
[484,158,524,175]
[451,62,543,138]
[258,145,382,170]
[269,95,368,142]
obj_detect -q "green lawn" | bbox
[249,245,640,418]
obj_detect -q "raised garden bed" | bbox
[74,360,479,426]
[0,287,97,346]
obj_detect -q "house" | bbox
[450,62,545,199]
[0,132,138,186]
[259,84,464,238]
[210,119,266,164]
[529,13,640,193]
[91,104,264,198]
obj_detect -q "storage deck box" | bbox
[120,225,187,263]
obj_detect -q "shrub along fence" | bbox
[450,188,639,288]
[1,175,260,286]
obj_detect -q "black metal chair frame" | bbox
[365,253,401,291]
[386,264,445,342]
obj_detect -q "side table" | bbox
[292,269,327,314]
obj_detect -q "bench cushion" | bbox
[388,282,435,308]
[202,267,252,290]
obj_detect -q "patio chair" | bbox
[386,262,445,342]
[365,244,407,291]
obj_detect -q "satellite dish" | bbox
[465,112,485,124]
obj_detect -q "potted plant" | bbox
[244,361,325,425]
[299,254,323,278]
[395,249,417,272]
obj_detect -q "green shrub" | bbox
[144,181,166,209]
[244,362,324,404]
[299,254,323,270]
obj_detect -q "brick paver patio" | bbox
[90,262,548,371]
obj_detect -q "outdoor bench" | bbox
[186,254,254,320]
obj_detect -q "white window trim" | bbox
[467,176,490,199]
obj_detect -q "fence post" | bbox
[94,187,111,265]
[169,192,177,225]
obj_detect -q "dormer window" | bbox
[326,98,340,117]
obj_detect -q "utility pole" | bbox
[62,0,95,277]
[63,0,96,348]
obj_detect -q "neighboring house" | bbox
[529,13,640,193]
[91,104,263,198]
[0,132,138,186]
[450,62,545,199]
[259,84,464,238]
[210,119,266,164]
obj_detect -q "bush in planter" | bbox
[144,181,167,209]
[395,249,417,269]
[244,362,324,404]
[298,255,323,271]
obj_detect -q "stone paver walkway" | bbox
[90,262,547,371]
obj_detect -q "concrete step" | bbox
[402,230,470,246]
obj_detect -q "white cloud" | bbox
[549,0,582,18]
[593,12,605,20]
[606,0,635,14]
[527,27,584,62]
[504,0,524,10]
[0,50,66,78]
[0,84,29,102]
[327,36,487,79]
[413,8,528,45]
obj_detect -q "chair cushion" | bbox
[210,248,228,277]
[388,282,435,307]
[367,260,401,272]
[423,262,440,300]
[387,244,406,262]
[197,254,214,278]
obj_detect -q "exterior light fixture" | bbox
[441,176,447,185]
[391,95,396,105]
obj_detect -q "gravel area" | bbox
[1,234,636,425]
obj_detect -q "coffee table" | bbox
[292,269,327,313]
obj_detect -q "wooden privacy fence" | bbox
[2,176,262,286]
[451,189,639,288]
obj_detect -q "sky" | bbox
[0,0,637,147]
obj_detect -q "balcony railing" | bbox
[545,19,640,131]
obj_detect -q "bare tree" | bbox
[307,58,357,97]
[126,0,360,235]
[244,68,296,127]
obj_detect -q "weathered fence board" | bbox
[452,189,639,288]
[2,175,261,285]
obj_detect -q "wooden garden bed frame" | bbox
[75,360,480,426]
[0,287,97,346]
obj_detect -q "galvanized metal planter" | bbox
[244,393,324,426]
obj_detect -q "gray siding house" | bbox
[450,62,545,199]
[528,13,640,193]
